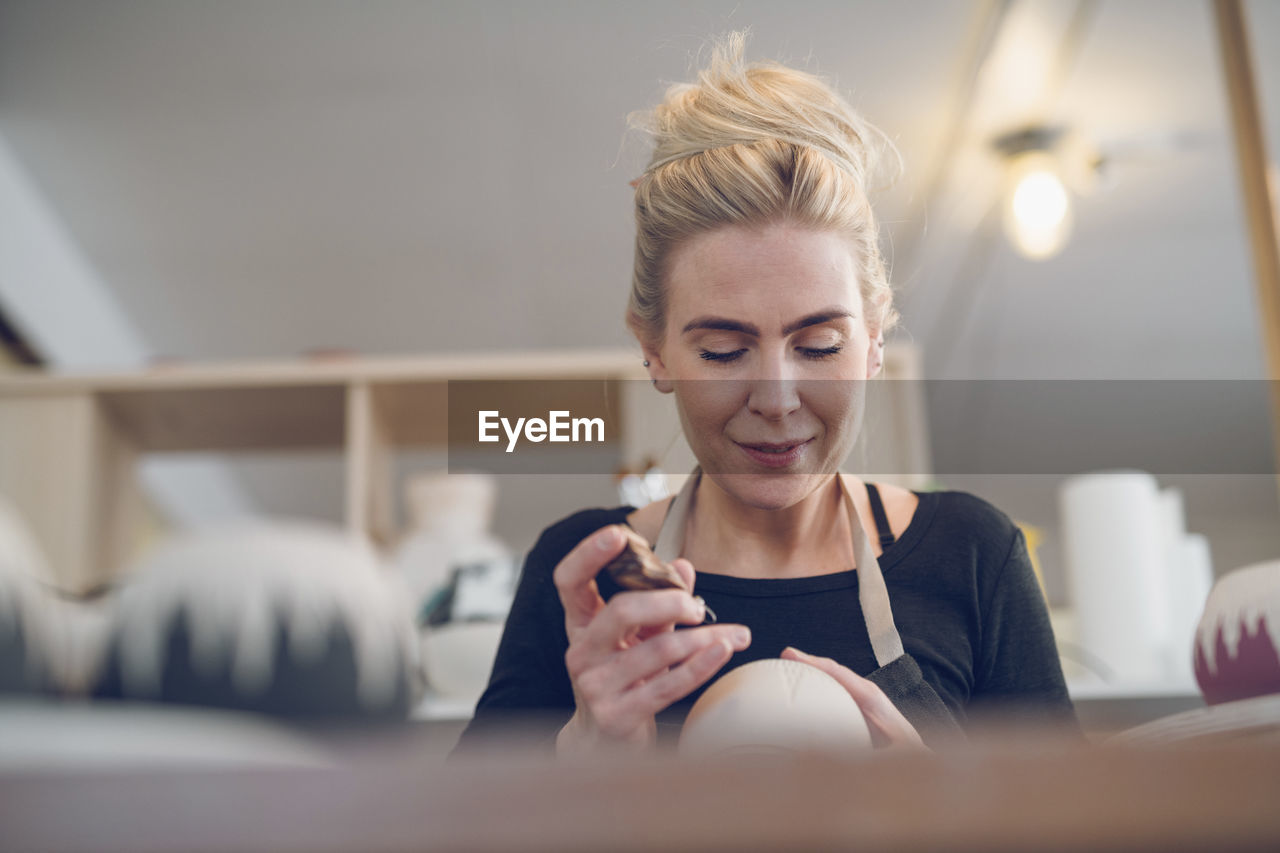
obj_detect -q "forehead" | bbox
[664,223,859,328]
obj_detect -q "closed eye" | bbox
[698,348,746,363]
[801,345,843,359]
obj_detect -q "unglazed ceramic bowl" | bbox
[679,658,872,757]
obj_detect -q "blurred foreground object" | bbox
[1105,559,1280,747]
[0,699,333,772]
[91,520,416,719]
[615,457,670,508]
[1195,560,1280,706]
[396,472,515,705]
[394,472,508,610]
[1058,471,1212,687]
[418,622,505,701]
[1113,693,1280,747]
[679,658,871,757]
[0,496,57,695]
[2,738,1278,851]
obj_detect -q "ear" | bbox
[639,340,675,393]
[866,332,885,380]
[629,313,674,393]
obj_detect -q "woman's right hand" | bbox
[553,524,751,754]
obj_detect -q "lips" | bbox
[734,439,813,468]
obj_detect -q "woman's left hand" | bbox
[781,647,927,751]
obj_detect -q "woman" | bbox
[455,34,1074,755]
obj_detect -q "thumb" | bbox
[670,558,696,592]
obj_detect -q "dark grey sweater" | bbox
[455,489,1077,752]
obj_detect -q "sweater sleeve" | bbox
[970,527,1079,731]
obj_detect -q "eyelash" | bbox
[698,346,844,363]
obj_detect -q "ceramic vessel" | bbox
[1194,560,1280,706]
[679,658,872,757]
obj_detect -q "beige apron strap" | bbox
[653,467,701,563]
[839,472,905,667]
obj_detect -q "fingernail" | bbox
[783,646,806,658]
[733,627,751,646]
[693,595,707,618]
[597,527,618,550]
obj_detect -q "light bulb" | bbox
[1003,153,1073,260]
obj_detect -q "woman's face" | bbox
[641,221,881,510]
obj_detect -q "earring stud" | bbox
[643,360,650,367]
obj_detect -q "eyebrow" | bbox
[681,309,855,337]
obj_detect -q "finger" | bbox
[634,558,700,639]
[781,647,879,704]
[621,636,737,716]
[585,624,752,699]
[576,589,707,658]
[781,647,900,740]
[670,558,696,592]
[781,647,924,749]
[553,525,627,628]
[635,619,677,643]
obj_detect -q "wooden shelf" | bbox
[0,350,649,593]
[99,384,349,451]
[0,348,649,394]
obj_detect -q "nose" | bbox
[746,349,802,420]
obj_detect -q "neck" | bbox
[685,473,854,579]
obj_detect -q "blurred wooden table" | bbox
[2,737,1278,852]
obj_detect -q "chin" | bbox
[708,471,825,510]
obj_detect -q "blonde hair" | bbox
[627,33,900,346]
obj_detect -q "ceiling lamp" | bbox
[994,127,1074,261]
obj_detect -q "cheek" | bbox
[674,380,746,431]
[800,379,865,437]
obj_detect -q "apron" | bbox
[652,467,964,745]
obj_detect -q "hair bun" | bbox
[635,31,894,189]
